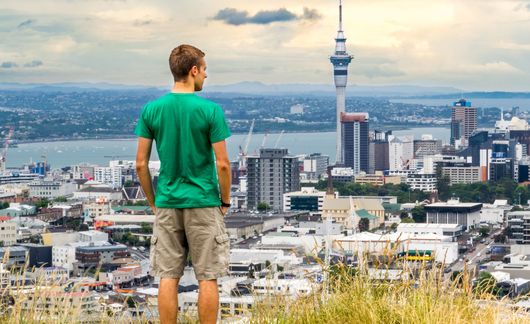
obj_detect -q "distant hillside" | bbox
[3,81,529,99]
[413,91,530,99]
[205,81,462,97]
[0,81,461,97]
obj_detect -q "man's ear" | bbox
[190,66,199,77]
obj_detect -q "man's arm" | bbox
[212,140,231,214]
[136,137,156,213]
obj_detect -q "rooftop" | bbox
[95,214,155,223]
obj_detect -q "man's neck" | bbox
[171,81,195,93]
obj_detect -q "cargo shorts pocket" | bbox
[215,233,229,268]
[214,211,230,268]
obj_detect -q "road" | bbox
[451,228,502,272]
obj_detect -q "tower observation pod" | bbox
[330,0,353,164]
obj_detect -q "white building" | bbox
[28,179,77,199]
[334,232,459,264]
[33,266,69,284]
[83,199,111,219]
[0,217,17,246]
[301,153,329,181]
[0,263,9,288]
[252,278,316,296]
[94,166,122,189]
[283,187,331,213]
[406,173,437,192]
[52,241,111,273]
[78,230,108,243]
[388,135,414,171]
[73,185,122,201]
[330,167,355,182]
[52,245,77,272]
[71,164,97,180]
[480,200,509,224]
[260,233,330,255]
[396,223,463,241]
[21,290,100,318]
[425,198,482,230]
[230,248,300,269]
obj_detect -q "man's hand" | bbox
[136,137,157,211]
[220,206,229,216]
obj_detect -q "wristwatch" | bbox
[221,201,231,207]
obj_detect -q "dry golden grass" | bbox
[250,263,530,324]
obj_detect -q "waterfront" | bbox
[390,98,530,111]
[6,127,450,168]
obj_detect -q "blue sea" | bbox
[6,127,450,168]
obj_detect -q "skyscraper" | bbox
[341,112,369,174]
[246,148,300,211]
[330,0,353,164]
[450,99,477,147]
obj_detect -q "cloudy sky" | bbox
[1,0,530,91]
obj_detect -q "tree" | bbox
[34,198,50,210]
[390,223,398,231]
[127,235,139,246]
[0,202,9,210]
[54,196,67,203]
[479,227,491,237]
[410,206,426,223]
[358,218,370,232]
[399,211,409,219]
[257,202,270,211]
[401,217,415,223]
[140,222,152,234]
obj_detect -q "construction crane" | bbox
[274,130,285,148]
[400,156,411,170]
[238,119,254,170]
[260,132,269,149]
[0,126,14,173]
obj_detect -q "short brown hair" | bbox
[169,45,205,81]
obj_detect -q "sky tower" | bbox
[330,0,353,164]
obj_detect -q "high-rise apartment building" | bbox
[450,99,477,146]
[302,153,329,181]
[413,138,442,159]
[388,135,414,171]
[341,112,369,174]
[246,148,300,211]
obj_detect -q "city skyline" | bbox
[0,0,530,91]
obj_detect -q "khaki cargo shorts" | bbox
[150,207,230,280]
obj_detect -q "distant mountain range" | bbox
[1,81,529,98]
[0,82,161,93]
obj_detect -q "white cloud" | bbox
[0,0,529,90]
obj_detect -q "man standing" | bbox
[135,44,231,324]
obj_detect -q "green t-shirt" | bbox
[134,93,231,208]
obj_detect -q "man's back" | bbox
[135,44,231,324]
[134,92,230,208]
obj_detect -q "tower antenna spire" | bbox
[339,0,343,31]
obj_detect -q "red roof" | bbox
[340,112,368,122]
[0,216,12,222]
